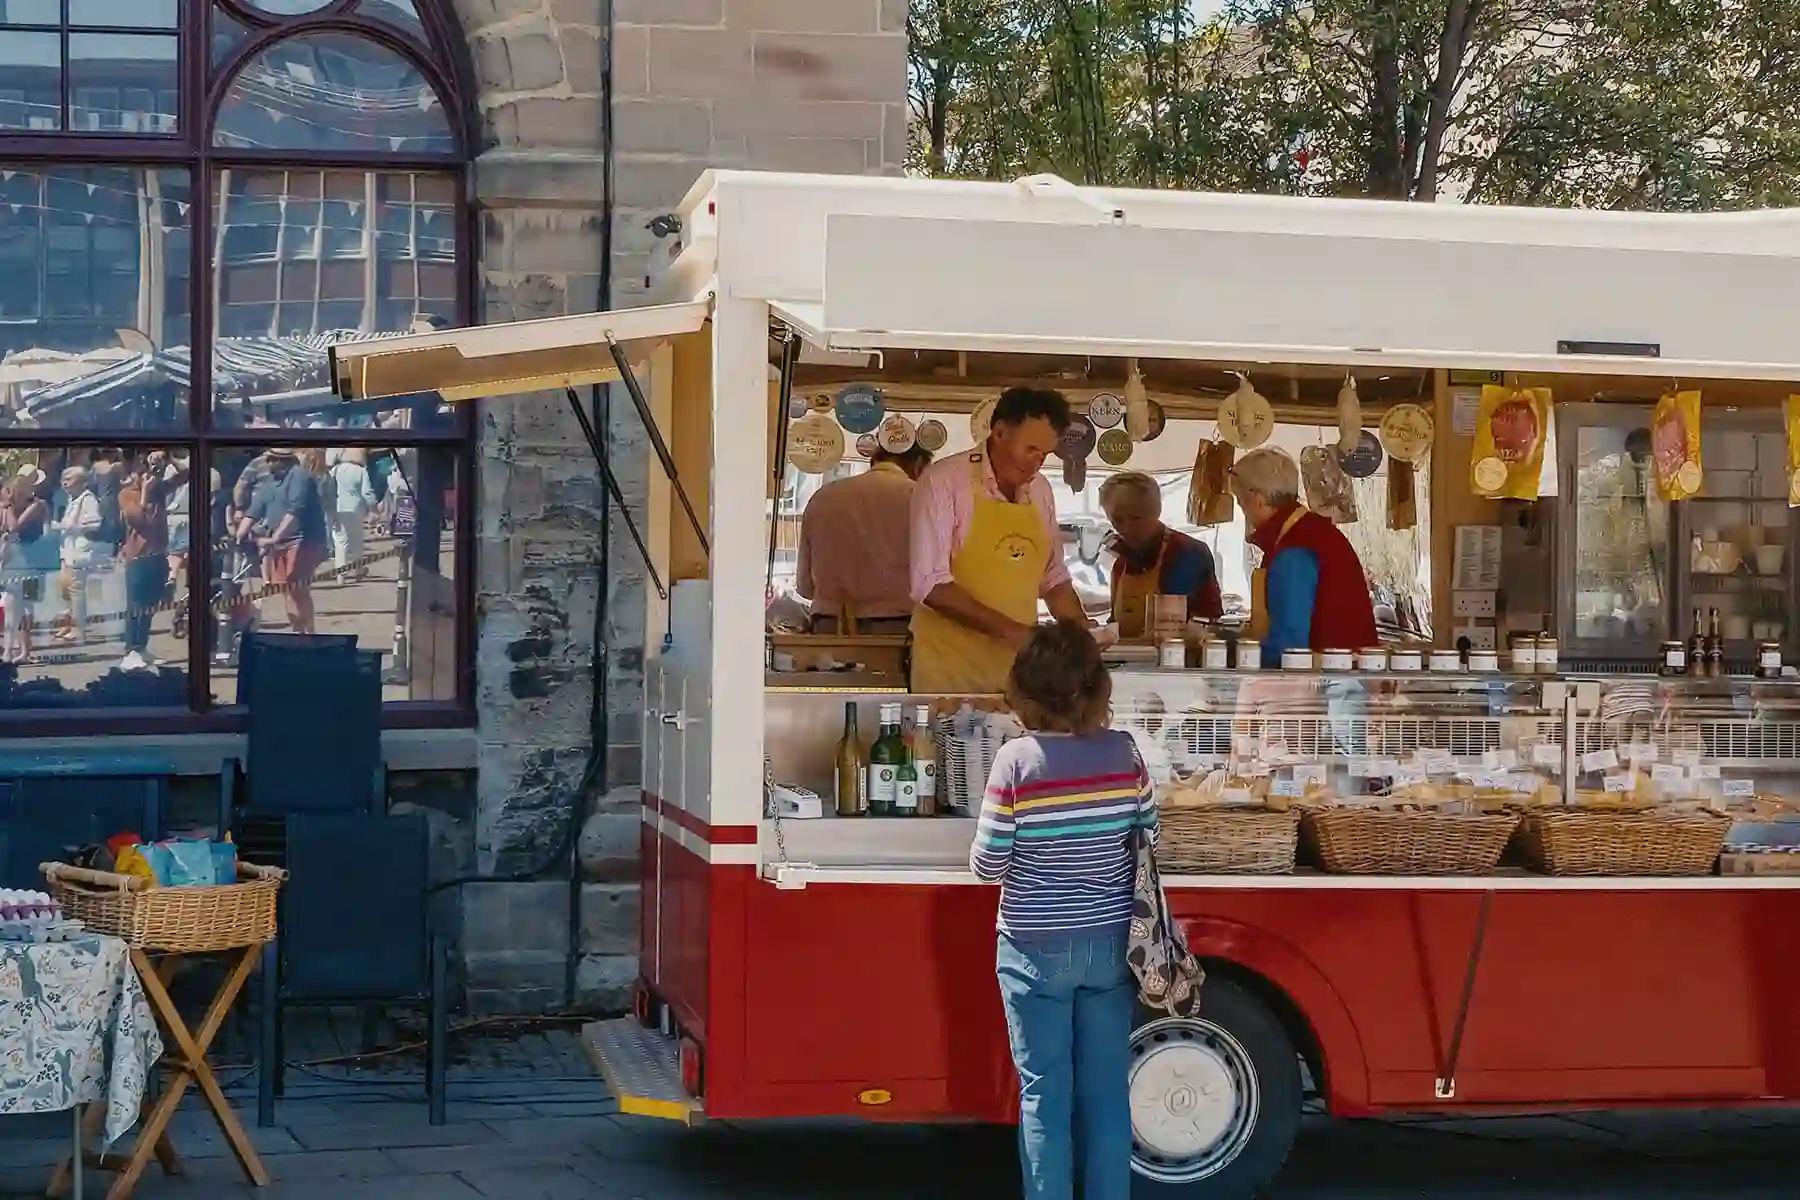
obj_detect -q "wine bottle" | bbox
[1706,607,1724,677]
[1686,607,1703,677]
[834,702,864,817]
[909,705,938,817]
[867,704,903,817]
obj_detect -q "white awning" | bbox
[795,213,1800,381]
[330,298,713,401]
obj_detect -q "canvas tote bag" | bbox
[1126,825,1204,1017]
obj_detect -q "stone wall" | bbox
[451,0,906,1013]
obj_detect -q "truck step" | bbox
[581,1017,704,1125]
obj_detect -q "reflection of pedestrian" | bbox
[120,450,184,672]
[55,466,104,646]
[248,449,328,636]
[326,449,377,579]
[2,465,50,664]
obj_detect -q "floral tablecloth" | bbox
[0,934,163,1146]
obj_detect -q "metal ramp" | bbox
[582,1018,704,1125]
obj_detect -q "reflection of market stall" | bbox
[6,332,450,431]
[332,170,1800,1198]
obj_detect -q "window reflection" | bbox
[0,30,60,131]
[70,33,180,133]
[0,167,192,431]
[69,0,179,28]
[213,168,454,432]
[208,444,458,704]
[214,33,456,155]
[0,1,60,26]
[0,445,191,708]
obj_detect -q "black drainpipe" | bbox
[567,0,618,1010]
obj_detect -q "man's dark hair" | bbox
[992,386,1072,435]
[872,444,933,472]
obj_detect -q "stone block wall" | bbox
[451,0,906,1013]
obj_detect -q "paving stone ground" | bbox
[5,1016,1799,1198]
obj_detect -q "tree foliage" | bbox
[908,0,1800,209]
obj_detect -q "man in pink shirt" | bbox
[909,387,1091,693]
[797,445,932,633]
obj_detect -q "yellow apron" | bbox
[1111,531,1175,641]
[910,455,1052,694]
[1246,507,1307,643]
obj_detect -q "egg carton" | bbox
[0,918,83,943]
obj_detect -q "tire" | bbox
[1129,977,1303,1199]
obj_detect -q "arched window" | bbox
[0,1,474,727]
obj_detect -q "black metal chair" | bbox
[258,810,448,1127]
[0,759,173,889]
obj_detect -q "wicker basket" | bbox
[1518,810,1730,876]
[1303,809,1519,875]
[1157,809,1301,874]
[42,861,286,952]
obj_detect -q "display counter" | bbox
[762,667,1800,885]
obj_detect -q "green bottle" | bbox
[895,744,920,816]
[867,703,903,817]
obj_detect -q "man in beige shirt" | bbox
[797,445,932,633]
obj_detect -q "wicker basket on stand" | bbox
[1157,809,1301,874]
[1303,809,1519,875]
[1517,810,1729,876]
[41,861,286,952]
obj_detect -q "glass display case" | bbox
[763,670,1800,875]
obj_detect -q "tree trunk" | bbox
[1414,0,1478,201]
[1365,5,1406,197]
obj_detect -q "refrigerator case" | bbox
[1556,403,1800,668]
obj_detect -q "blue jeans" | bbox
[997,927,1135,1200]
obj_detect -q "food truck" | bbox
[332,170,1800,1198]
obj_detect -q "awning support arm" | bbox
[607,336,709,556]
[563,387,667,601]
[765,328,800,601]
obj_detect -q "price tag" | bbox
[1582,748,1621,772]
[1623,742,1659,765]
[1371,759,1401,778]
[1233,735,1261,757]
[1349,759,1375,778]
[1189,754,1221,769]
[1510,772,1541,795]
[1270,778,1303,798]
[1602,772,1633,793]
[1393,765,1428,786]
[1650,763,1684,784]
[1293,765,1328,788]
[1418,749,1455,771]
[1674,749,1702,767]
[1240,762,1272,778]
[1532,743,1562,767]
[1689,763,1723,780]
[1469,769,1505,788]
[1481,748,1520,770]
[1723,778,1756,798]
[1221,788,1253,807]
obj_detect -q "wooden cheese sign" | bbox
[1217,375,1273,448]
[786,411,844,474]
[1378,403,1433,464]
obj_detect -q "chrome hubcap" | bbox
[1128,1017,1259,1184]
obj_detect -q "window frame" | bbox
[0,0,477,736]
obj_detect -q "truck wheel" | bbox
[1129,978,1302,1198]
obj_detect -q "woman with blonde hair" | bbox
[326,447,378,580]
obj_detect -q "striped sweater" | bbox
[970,730,1159,936]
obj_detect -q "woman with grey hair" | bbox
[54,465,104,645]
[1230,447,1376,666]
[1098,470,1220,637]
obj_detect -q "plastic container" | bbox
[1159,636,1186,669]
[1356,647,1388,672]
[1429,649,1463,673]
[1509,636,1539,674]
[1234,638,1261,671]
[1660,641,1687,676]
[1281,648,1314,671]
[1389,649,1423,672]
[1758,641,1784,679]
[1468,649,1499,673]
[1319,648,1354,672]
[1202,640,1230,670]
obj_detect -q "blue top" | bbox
[1261,546,1320,667]
[970,730,1159,937]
